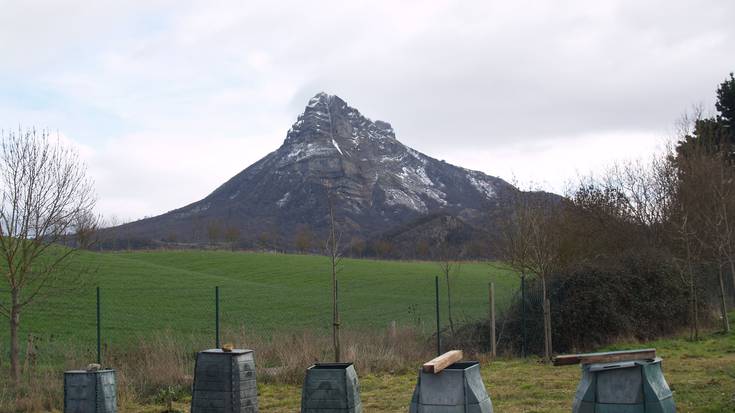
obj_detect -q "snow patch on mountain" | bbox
[384,188,428,213]
[407,148,428,165]
[277,192,291,207]
[397,166,433,187]
[388,165,448,210]
[173,202,210,219]
[307,92,332,108]
[284,142,335,163]
[467,173,496,198]
[332,139,343,155]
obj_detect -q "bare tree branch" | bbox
[0,128,97,381]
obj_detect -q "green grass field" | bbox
[3,250,518,347]
[3,251,734,412]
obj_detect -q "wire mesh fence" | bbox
[3,260,730,370]
[494,278,545,356]
[0,264,524,367]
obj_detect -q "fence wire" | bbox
[0,268,522,364]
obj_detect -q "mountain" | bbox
[362,212,492,259]
[107,93,528,252]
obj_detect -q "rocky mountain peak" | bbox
[270,93,513,218]
[110,92,535,254]
[286,93,396,147]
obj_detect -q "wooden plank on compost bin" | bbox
[423,350,463,374]
[553,348,656,366]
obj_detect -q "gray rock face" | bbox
[110,92,524,249]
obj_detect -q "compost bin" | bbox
[572,357,676,413]
[64,368,117,413]
[409,361,493,413]
[301,362,362,413]
[191,348,258,413]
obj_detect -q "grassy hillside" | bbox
[2,250,518,347]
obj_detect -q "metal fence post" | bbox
[96,286,101,365]
[489,282,496,358]
[215,286,220,349]
[435,276,441,356]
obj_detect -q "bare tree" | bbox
[676,148,733,332]
[74,210,100,250]
[349,236,366,258]
[497,189,561,362]
[437,257,461,336]
[257,223,281,252]
[434,240,462,336]
[324,184,343,362]
[0,129,96,382]
[597,133,734,336]
[668,146,706,341]
[672,211,704,340]
[224,225,241,251]
[374,239,393,258]
[600,156,677,245]
[206,220,222,246]
[295,224,313,253]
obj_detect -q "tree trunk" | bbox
[684,229,699,341]
[9,290,20,383]
[689,277,697,340]
[332,258,341,362]
[541,277,550,363]
[717,264,731,333]
[446,269,455,335]
[545,298,553,359]
[729,258,735,302]
[693,287,699,340]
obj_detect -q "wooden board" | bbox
[422,350,463,374]
[553,348,656,366]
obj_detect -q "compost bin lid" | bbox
[309,362,354,369]
[65,369,115,374]
[588,357,661,372]
[200,348,253,355]
[445,361,480,370]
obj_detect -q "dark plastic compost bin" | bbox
[64,369,117,413]
[572,357,676,413]
[301,363,362,413]
[191,349,258,413]
[409,361,493,413]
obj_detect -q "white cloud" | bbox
[441,129,666,194]
[82,131,277,221]
[1,0,734,220]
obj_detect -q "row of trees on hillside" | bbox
[497,73,735,360]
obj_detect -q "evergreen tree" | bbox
[677,72,735,162]
[716,72,735,129]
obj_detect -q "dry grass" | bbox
[244,329,735,413]
[251,327,431,384]
[1,324,733,412]
[0,326,432,412]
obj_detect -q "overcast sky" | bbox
[2,0,734,222]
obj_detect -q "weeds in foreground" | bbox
[0,322,733,412]
[0,326,431,412]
